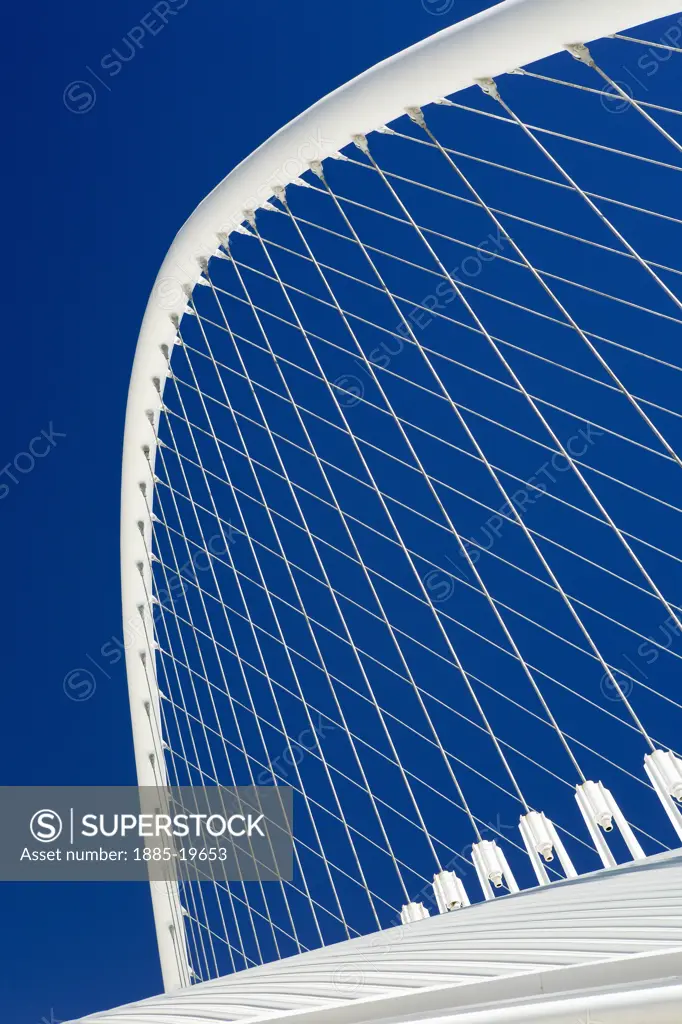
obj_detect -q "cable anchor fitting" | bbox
[400,901,430,924]
[432,870,470,913]
[476,78,501,101]
[406,106,426,128]
[575,780,645,868]
[519,811,577,885]
[645,749,682,842]
[565,42,595,67]
[472,840,519,900]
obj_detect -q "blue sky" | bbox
[3,1,682,1021]
[2,3,496,1019]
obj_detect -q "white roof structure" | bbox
[69,852,682,1023]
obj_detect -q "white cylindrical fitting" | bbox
[646,749,682,802]
[475,840,504,887]
[576,780,645,867]
[472,840,518,899]
[400,901,431,924]
[576,780,614,831]
[645,749,682,843]
[433,870,470,913]
[520,811,555,862]
[519,811,578,884]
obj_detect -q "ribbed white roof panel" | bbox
[69,853,682,1024]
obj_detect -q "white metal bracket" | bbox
[645,749,682,843]
[575,781,645,868]
[472,840,519,900]
[433,870,470,912]
[519,811,577,885]
[400,901,430,924]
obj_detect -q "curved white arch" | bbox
[120,0,682,992]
